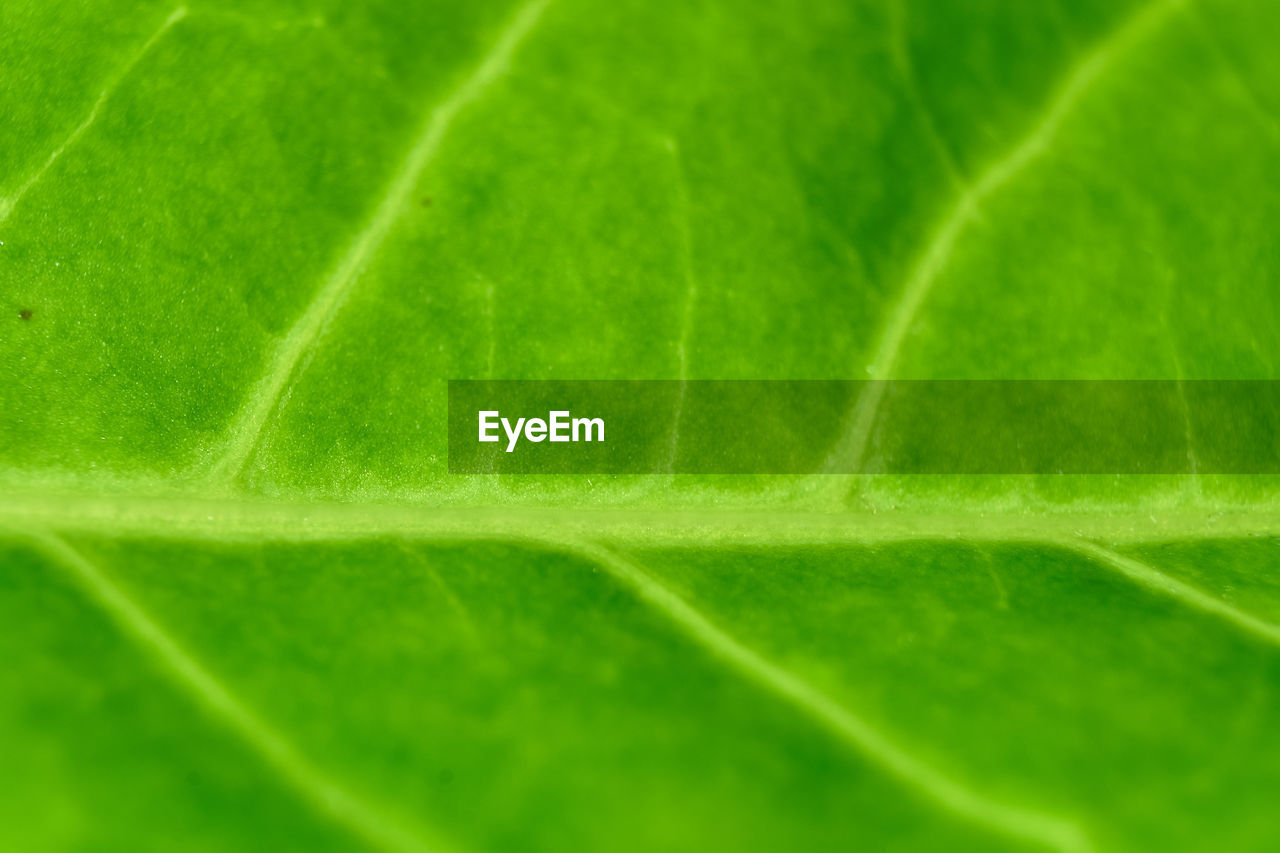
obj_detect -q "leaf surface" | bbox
[3,0,1280,850]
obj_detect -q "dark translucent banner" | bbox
[447,381,1280,474]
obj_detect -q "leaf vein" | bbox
[824,0,1185,485]
[888,0,968,193]
[204,0,553,485]
[1065,538,1280,647]
[665,137,698,474]
[27,530,446,853]
[6,491,1280,545]
[0,6,187,224]
[1181,2,1280,138]
[569,539,1092,853]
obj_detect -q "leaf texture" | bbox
[3,0,1280,850]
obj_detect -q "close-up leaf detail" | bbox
[3,0,1280,850]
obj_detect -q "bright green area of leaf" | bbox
[4,0,1280,849]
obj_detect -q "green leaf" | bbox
[3,0,1279,850]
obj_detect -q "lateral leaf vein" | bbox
[27,531,446,853]
[205,0,553,484]
[570,539,1092,853]
[0,6,187,223]
[825,0,1185,486]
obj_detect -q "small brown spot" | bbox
[18,309,32,320]
[421,197,433,207]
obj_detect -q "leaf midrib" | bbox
[5,488,1278,544]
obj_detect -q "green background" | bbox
[3,0,1280,849]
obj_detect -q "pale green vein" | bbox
[824,0,1185,485]
[204,0,552,485]
[552,84,699,476]
[1158,281,1202,490]
[1066,538,1280,646]
[530,82,702,474]
[0,6,187,224]
[570,539,1092,853]
[468,269,501,476]
[980,547,1011,610]
[665,136,698,474]
[539,88,699,477]
[26,530,447,853]
[1181,2,1280,138]
[4,489,1280,546]
[480,274,497,379]
[887,0,967,193]
[399,543,480,646]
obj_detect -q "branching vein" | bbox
[888,0,968,193]
[665,137,698,474]
[205,0,552,485]
[1159,291,1202,487]
[571,539,1092,853]
[399,543,480,645]
[28,531,445,853]
[1182,2,1280,138]
[1066,539,1280,647]
[0,6,187,224]
[824,0,1185,483]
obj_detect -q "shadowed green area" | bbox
[3,0,1280,849]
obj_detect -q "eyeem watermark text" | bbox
[478,410,605,453]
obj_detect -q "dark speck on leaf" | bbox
[18,309,32,320]
[421,197,432,207]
